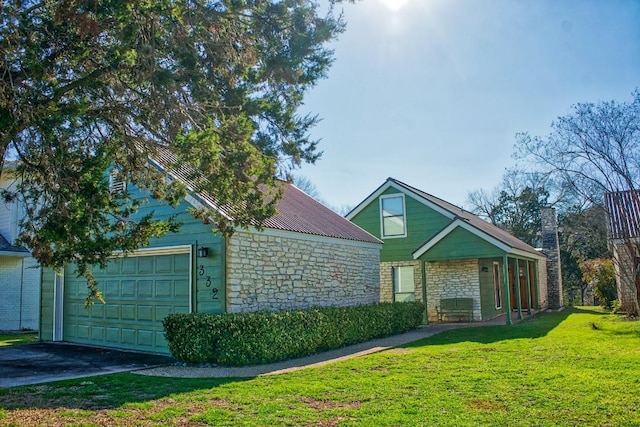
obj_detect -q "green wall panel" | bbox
[350,187,451,262]
[420,228,506,261]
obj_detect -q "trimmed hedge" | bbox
[163,302,424,366]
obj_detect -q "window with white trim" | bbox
[493,262,502,309]
[393,266,415,301]
[380,194,406,238]
[109,169,127,195]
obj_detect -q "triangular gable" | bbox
[346,178,455,221]
[412,219,546,261]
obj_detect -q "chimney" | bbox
[540,207,563,309]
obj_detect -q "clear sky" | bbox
[297,0,640,212]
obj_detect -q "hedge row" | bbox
[163,302,425,366]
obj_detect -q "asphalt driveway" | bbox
[0,342,174,388]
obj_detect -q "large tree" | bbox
[558,205,610,305]
[516,90,640,314]
[466,169,550,246]
[1,0,347,301]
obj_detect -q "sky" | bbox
[296,0,640,212]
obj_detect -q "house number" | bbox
[211,288,219,299]
[205,276,211,287]
[198,265,205,276]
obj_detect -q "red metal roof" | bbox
[264,182,382,244]
[148,150,381,244]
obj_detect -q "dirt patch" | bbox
[466,399,506,411]
[300,396,362,411]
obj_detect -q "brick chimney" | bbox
[540,207,563,309]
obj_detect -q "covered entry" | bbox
[61,246,191,353]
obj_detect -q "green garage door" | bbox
[63,248,191,354]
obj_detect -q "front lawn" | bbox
[1,307,639,426]
[0,332,38,347]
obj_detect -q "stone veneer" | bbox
[379,261,421,303]
[380,259,481,321]
[536,257,549,310]
[541,207,563,308]
[226,230,380,312]
[611,242,638,314]
[426,259,481,321]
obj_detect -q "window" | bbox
[109,169,127,195]
[493,262,502,309]
[393,266,415,301]
[380,194,406,238]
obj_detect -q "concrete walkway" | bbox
[137,313,530,379]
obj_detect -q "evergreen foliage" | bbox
[163,302,425,365]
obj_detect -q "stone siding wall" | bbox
[612,242,637,313]
[379,261,421,303]
[426,259,480,321]
[537,258,549,310]
[226,231,380,312]
[0,257,40,331]
[541,207,563,308]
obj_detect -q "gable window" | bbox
[380,194,406,238]
[393,265,415,302]
[109,169,127,195]
[493,262,502,309]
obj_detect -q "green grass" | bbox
[0,332,38,346]
[1,307,639,426]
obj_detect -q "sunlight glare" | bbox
[379,0,411,12]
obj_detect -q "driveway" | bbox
[0,343,174,388]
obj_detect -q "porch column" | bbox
[514,258,522,320]
[533,260,540,309]
[503,255,512,325]
[525,260,532,315]
[421,260,428,325]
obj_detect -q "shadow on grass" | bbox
[405,307,606,348]
[0,372,247,411]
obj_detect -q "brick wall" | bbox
[226,231,380,312]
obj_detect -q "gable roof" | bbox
[147,150,381,245]
[0,232,30,257]
[264,183,382,244]
[347,177,544,259]
[604,190,640,240]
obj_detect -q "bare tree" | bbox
[516,90,640,315]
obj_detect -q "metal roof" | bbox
[604,190,640,240]
[148,150,381,245]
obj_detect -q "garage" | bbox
[62,247,191,354]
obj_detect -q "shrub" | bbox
[163,302,424,366]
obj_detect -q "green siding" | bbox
[478,258,506,320]
[115,185,226,314]
[351,188,451,262]
[419,227,506,261]
[39,182,227,349]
